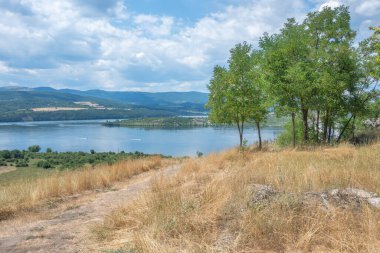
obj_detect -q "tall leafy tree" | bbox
[249,50,271,149]
[207,43,253,147]
[336,26,380,141]
[304,6,358,143]
[207,42,269,148]
[260,19,311,147]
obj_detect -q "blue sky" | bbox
[0,0,379,92]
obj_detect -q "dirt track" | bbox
[0,164,180,253]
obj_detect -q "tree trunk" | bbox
[291,112,296,148]
[237,122,242,147]
[337,115,354,143]
[237,121,244,147]
[328,121,333,144]
[323,110,329,143]
[301,108,309,143]
[256,121,262,150]
[316,110,320,143]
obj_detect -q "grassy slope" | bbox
[0,157,165,220]
[0,166,54,187]
[96,143,380,252]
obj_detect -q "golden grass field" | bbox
[94,143,380,252]
[0,156,163,220]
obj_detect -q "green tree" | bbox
[304,5,358,143]
[207,42,256,147]
[249,50,271,149]
[260,19,310,147]
[335,25,380,141]
[260,6,366,146]
[28,145,41,153]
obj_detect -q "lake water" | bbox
[0,120,282,157]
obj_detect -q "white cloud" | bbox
[0,0,379,91]
[134,14,174,36]
[0,61,10,73]
[319,0,341,10]
[355,0,380,17]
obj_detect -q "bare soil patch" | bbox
[0,166,16,175]
[0,164,181,253]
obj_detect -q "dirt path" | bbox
[0,166,16,175]
[0,164,181,253]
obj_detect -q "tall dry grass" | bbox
[97,143,380,252]
[0,156,163,220]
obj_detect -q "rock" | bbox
[250,184,380,210]
[251,184,279,205]
[367,198,380,209]
[303,192,330,209]
[329,188,377,199]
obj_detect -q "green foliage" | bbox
[0,89,208,122]
[104,117,210,128]
[28,145,41,153]
[15,159,29,168]
[207,42,270,147]
[276,118,304,147]
[36,160,53,169]
[46,148,53,153]
[0,150,26,161]
[259,5,378,145]
[0,148,163,171]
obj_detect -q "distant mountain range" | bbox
[0,86,209,122]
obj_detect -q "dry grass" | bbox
[0,156,164,220]
[97,143,380,252]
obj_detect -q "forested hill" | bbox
[0,86,208,122]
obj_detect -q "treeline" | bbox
[0,146,162,170]
[103,117,211,128]
[0,108,176,122]
[207,6,380,148]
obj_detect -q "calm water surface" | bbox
[0,120,282,157]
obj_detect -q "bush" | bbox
[28,145,41,153]
[46,148,53,153]
[15,160,29,167]
[37,160,53,169]
[276,118,303,147]
[0,150,11,160]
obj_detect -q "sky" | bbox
[0,0,379,92]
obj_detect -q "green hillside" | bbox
[0,87,209,122]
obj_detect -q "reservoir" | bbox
[0,120,282,157]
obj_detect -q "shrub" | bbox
[37,160,53,169]
[276,118,303,147]
[28,145,41,153]
[15,160,28,167]
[0,150,11,160]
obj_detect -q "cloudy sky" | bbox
[0,0,379,92]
